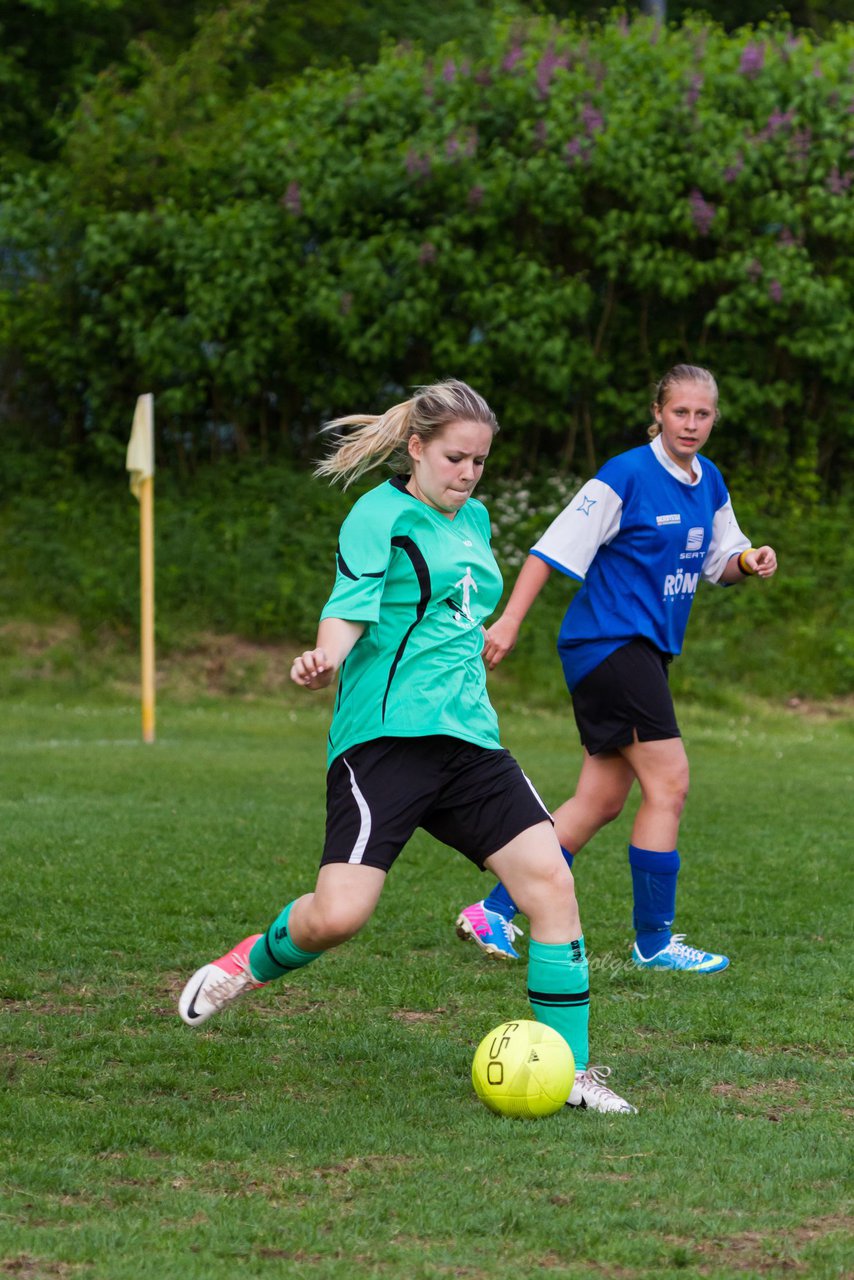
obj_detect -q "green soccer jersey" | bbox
[320,477,503,765]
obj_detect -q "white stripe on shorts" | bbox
[522,771,551,819]
[342,756,372,865]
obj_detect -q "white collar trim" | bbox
[651,433,702,485]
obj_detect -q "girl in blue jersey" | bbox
[456,365,777,972]
[178,380,635,1113]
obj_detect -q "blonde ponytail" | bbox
[315,400,415,488]
[316,380,499,487]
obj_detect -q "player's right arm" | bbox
[291,618,365,689]
[482,555,553,669]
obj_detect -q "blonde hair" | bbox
[648,364,719,439]
[315,379,499,487]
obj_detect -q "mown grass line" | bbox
[1,692,852,1279]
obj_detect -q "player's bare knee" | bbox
[530,857,575,906]
[307,902,367,948]
[595,792,627,827]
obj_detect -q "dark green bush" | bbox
[1,9,852,495]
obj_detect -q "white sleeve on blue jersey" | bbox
[530,478,623,581]
[702,496,751,583]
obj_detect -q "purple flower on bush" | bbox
[474,68,493,87]
[418,242,437,266]
[689,188,715,236]
[790,129,812,163]
[581,102,604,136]
[564,137,587,166]
[685,73,703,108]
[502,43,524,72]
[445,135,460,159]
[283,181,302,215]
[468,185,485,208]
[535,46,568,99]
[739,43,765,77]
[768,279,783,303]
[826,167,853,194]
[755,109,796,142]
[724,153,743,182]
[406,150,431,179]
[442,59,456,84]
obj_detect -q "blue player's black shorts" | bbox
[570,638,681,755]
[322,735,552,873]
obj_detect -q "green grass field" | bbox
[1,684,852,1279]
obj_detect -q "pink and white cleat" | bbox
[179,934,266,1027]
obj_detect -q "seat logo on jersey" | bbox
[685,526,704,551]
[656,513,681,526]
[449,566,478,626]
[663,569,699,598]
[576,495,597,516]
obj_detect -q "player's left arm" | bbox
[718,545,778,584]
[702,488,778,586]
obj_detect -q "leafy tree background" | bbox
[0,1,851,697]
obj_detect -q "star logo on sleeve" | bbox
[577,495,597,516]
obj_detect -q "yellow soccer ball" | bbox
[472,1020,575,1118]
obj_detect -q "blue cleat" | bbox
[455,900,523,960]
[632,934,729,973]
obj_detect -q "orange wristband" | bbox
[737,549,757,576]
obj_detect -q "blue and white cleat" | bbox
[455,900,523,960]
[632,933,729,973]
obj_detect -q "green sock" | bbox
[248,901,324,983]
[527,936,589,1072]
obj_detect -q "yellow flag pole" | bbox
[126,393,156,744]
[139,472,156,744]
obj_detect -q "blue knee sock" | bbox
[629,844,680,958]
[483,846,575,921]
[483,880,517,920]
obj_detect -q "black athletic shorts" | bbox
[570,638,681,755]
[322,736,552,873]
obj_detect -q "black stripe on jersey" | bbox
[527,988,590,1006]
[336,544,384,581]
[382,535,431,721]
[336,544,358,580]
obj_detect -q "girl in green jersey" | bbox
[178,380,635,1114]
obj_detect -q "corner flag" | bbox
[127,394,156,743]
[126,393,154,498]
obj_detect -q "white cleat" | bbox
[567,1065,637,1114]
[178,934,266,1027]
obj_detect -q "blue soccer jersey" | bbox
[531,436,750,690]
